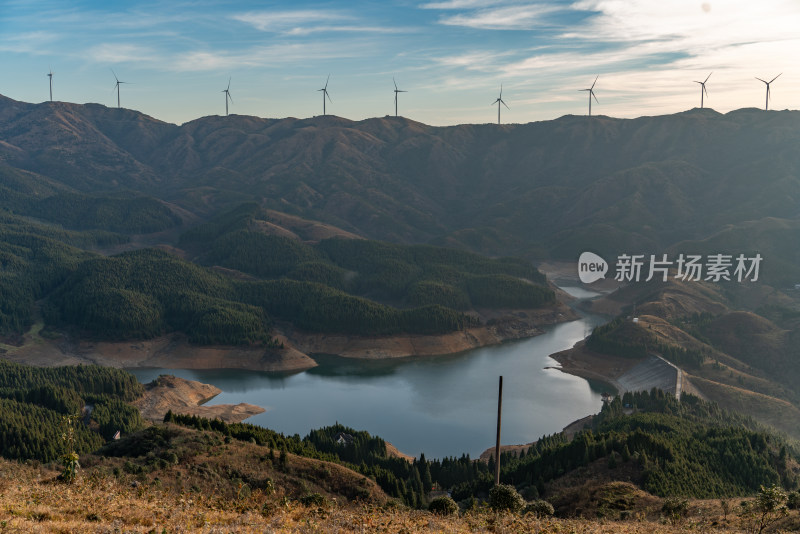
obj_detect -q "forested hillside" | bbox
[2,97,799,282]
[0,361,143,461]
[159,390,800,506]
[2,373,784,512]
[0,199,553,344]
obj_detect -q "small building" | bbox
[113,430,121,440]
[601,392,613,404]
[333,432,354,446]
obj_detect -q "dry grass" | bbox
[3,458,799,533]
[689,376,800,438]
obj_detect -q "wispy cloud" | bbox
[567,0,800,47]
[420,0,510,8]
[284,25,412,36]
[231,10,351,32]
[87,43,160,65]
[0,31,57,54]
[3,0,800,125]
[170,41,374,72]
[433,50,515,70]
[436,4,562,30]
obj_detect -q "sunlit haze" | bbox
[2,0,799,125]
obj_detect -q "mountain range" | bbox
[2,94,800,430]
[3,96,800,529]
[2,95,799,284]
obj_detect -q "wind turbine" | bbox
[318,74,332,115]
[756,73,782,110]
[47,67,54,102]
[393,77,407,117]
[694,72,711,109]
[491,85,509,125]
[111,69,127,109]
[222,78,233,116]
[580,76,599,116]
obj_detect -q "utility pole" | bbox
[494,375,503,486]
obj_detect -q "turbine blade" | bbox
[111,68,119,82]
[704,72,712,83]
[502,99,509,110]
[592,91,599,104]
[325,73,330,90]
[326,91,332,103]
[227,77,231,91]
[770,73,782,83]
[703,85,709,98]
[756,77,768,84]
[499,84,503,99]
[394,77,397,90]
[591,75,598,90]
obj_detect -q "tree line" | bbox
[0,361,144,462]
[166,389,798,507]
[588,317,706,368]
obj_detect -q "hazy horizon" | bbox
[1,0,799,126]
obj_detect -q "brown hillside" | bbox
[2,453,799,533]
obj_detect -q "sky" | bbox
[1,0,800,126]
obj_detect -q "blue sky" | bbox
[1,0,799,125]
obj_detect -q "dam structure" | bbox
[616,354,682,399]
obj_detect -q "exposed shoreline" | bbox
[135,374,266,424]
[281,303,577,360]
[1,303,578,372]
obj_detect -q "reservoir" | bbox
[130,292,607,459]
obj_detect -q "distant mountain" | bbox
[2,96,799,274]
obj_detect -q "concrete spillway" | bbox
[616,354,681,399]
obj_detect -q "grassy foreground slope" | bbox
[1,360,800,531]
[2,453,800,533]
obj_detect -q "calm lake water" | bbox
[130,290,606,459]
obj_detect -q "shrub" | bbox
[744,485,788,534]
[428,495,459,516]
[489,484,524,513]
[300,493,327,507]
[787,491,800,510]
[523,499,554,518]
[662,497,689,523]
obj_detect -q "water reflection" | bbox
[129,313,607,458]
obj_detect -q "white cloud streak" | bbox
[230,9,416,38]
[437,4,561,30]
[231,10,351,32]
[420,0,511,9]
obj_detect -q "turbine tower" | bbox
[491,85,509,125]
[756,73,782,110]
[393,77,407,117]
[111,69,127,109]
[694,72,711,109]
[580,75,599,116]
[222,78,233,116]
[318,74,332,115]
[47,68,54,102]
